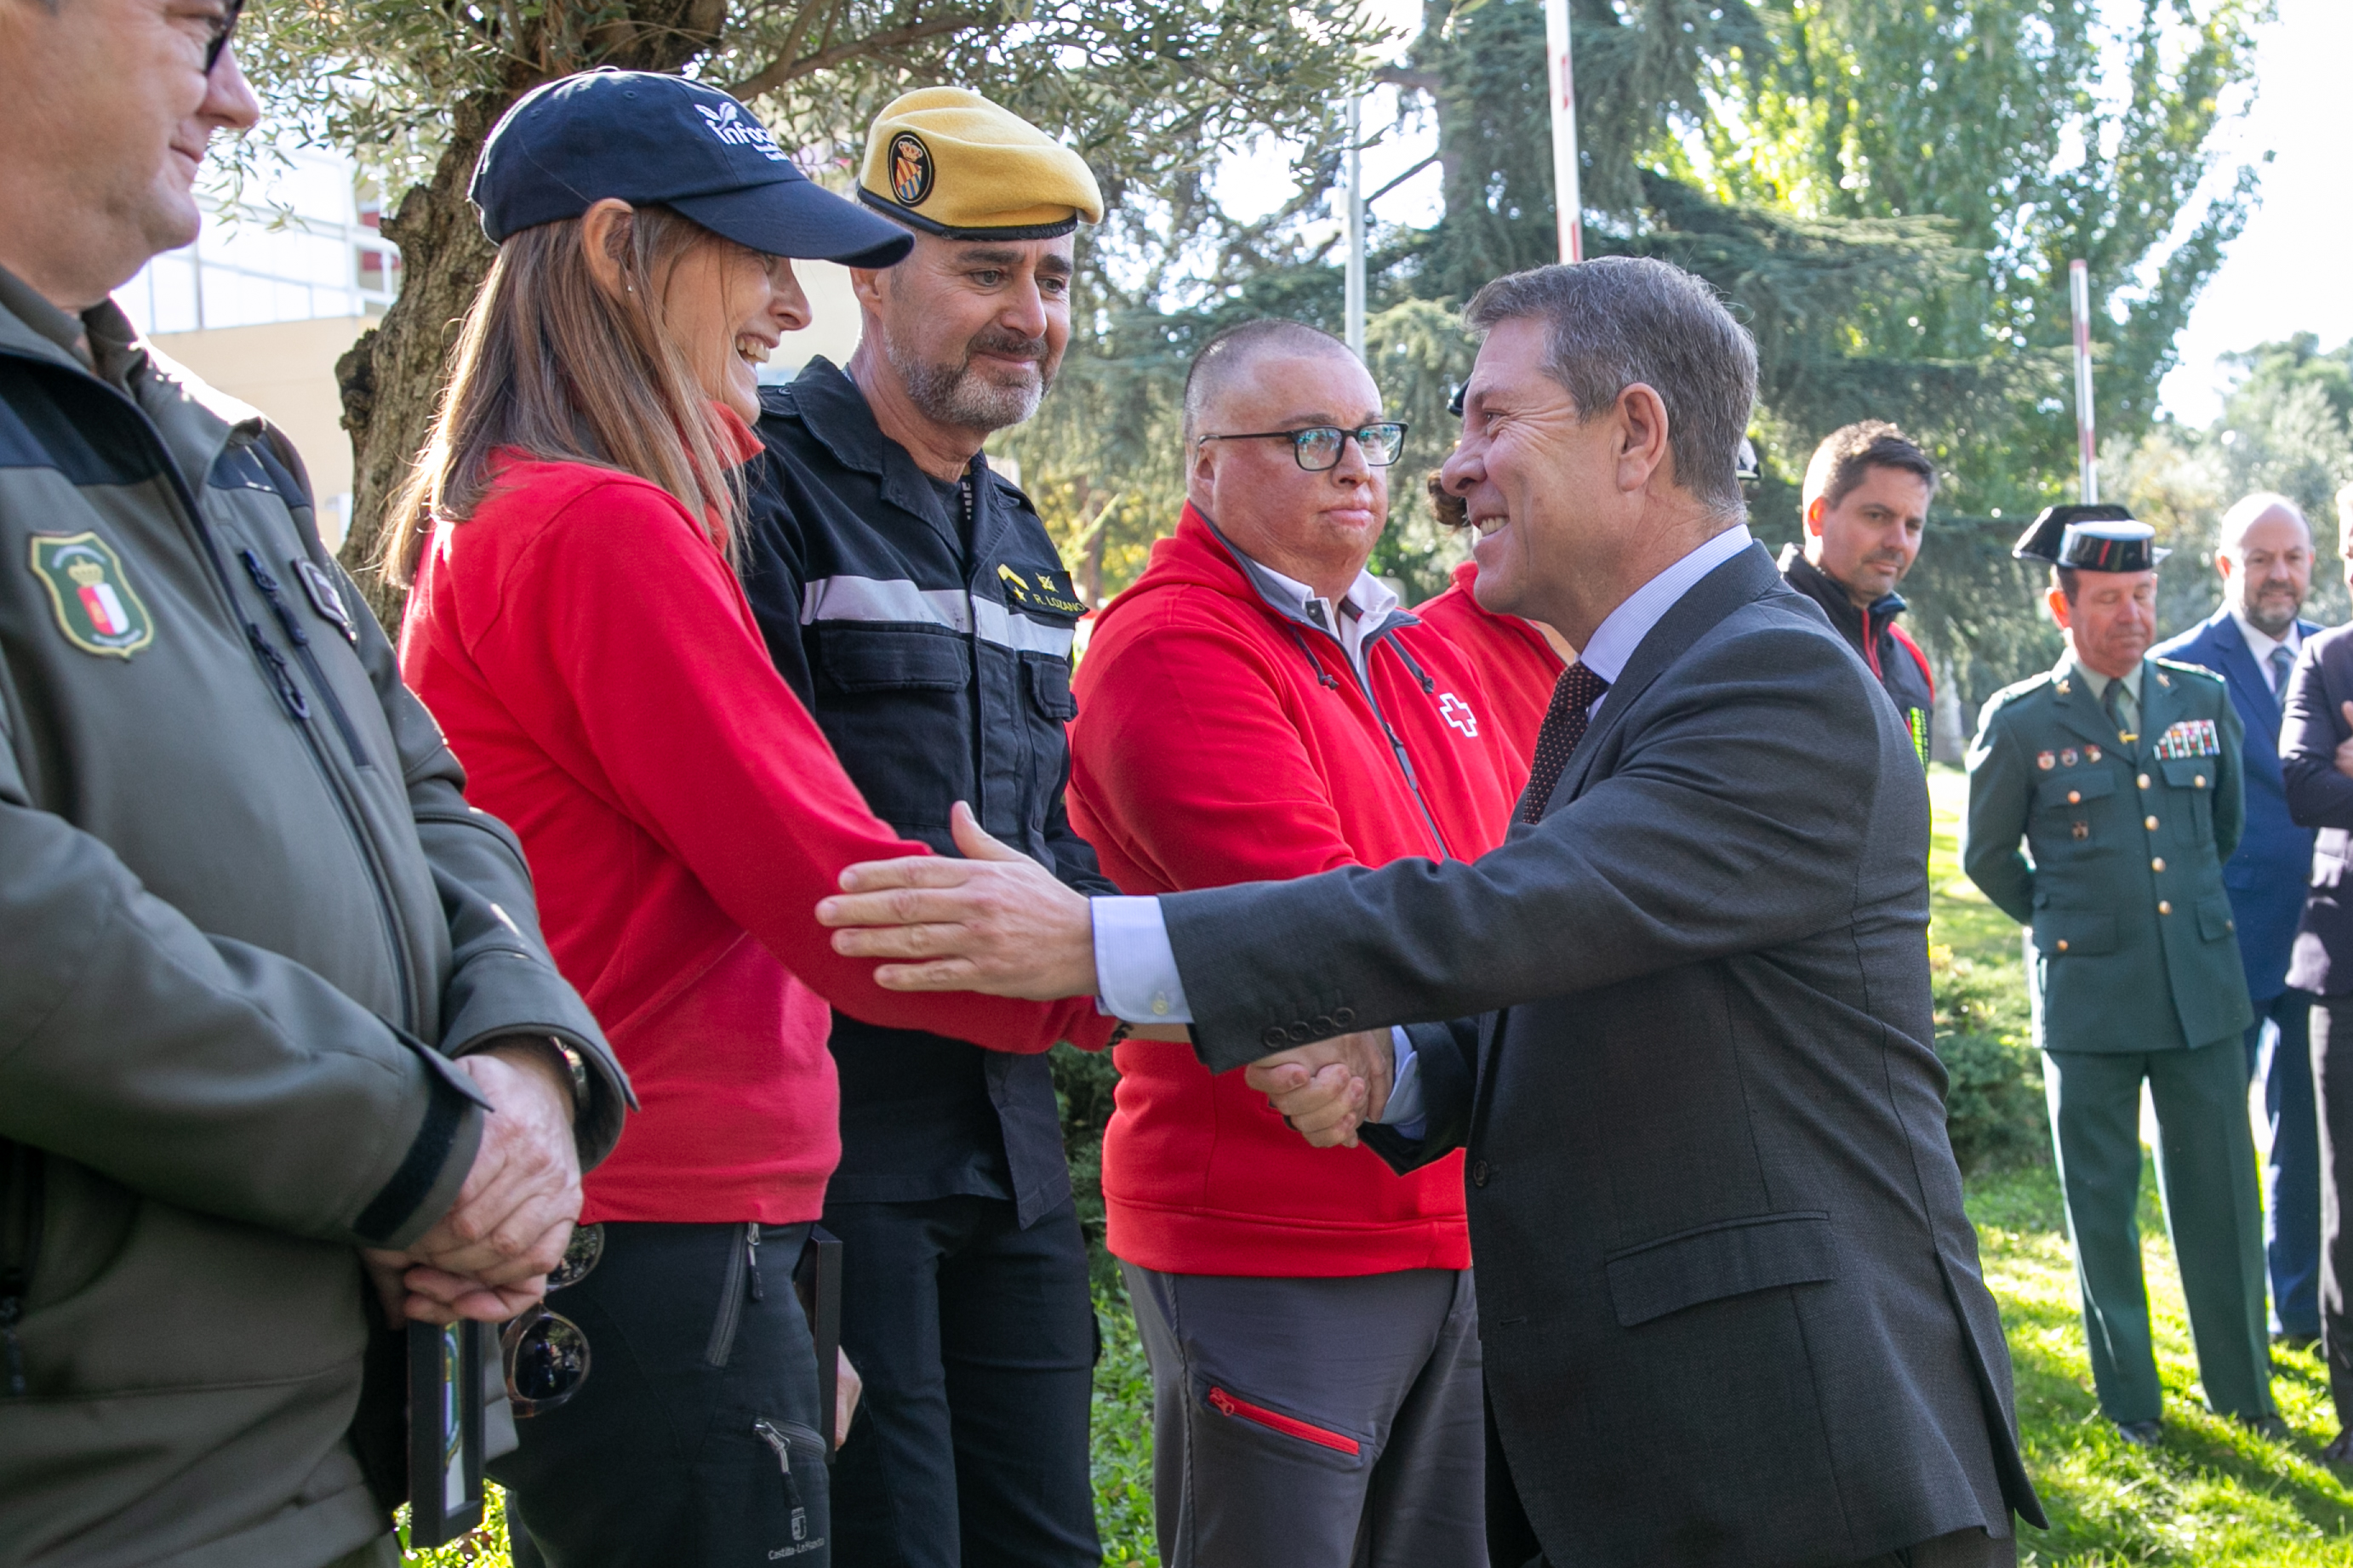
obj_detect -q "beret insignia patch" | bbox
[890,132,934,207]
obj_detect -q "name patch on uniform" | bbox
[30,531,153,659]
[2151,719,2221,761]
[996,562,1088,617]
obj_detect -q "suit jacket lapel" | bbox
[1477,543,1780,1112]
[2205,613,2282,735]
[1542,543,1787,816]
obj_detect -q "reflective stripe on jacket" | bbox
[744,360,1116,1228]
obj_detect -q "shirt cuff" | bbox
[1379,1025,1426,1138]
[1091,896,1193,1024]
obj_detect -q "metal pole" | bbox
[2070,258,2098,505]
[1544,0,1583,263]
[1344,96,1366,357]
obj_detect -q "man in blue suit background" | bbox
[2156,492,2325,1343]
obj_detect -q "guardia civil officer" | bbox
[740,89,1117,1566]
[1964,505,2273,1445]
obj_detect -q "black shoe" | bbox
[2114,1418,2162,1446]
[2273,1331,2322,1354]
[2323,1429,2353,1466]
[2236,1413,2291,1440]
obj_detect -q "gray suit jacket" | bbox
[1164,544,2042,1566]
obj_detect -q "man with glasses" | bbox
[0,4,625,1566]
[1058,318,1520,1566]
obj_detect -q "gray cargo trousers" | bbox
[1121,1262,1488,1568]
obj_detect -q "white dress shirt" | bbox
[1090,522,1757,1132]
[2230,607,2301,696]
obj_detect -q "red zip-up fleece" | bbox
[1412,559,1566,765]
[1069,505,1528,1275]
[400,436,1111,1227]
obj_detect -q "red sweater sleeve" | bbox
[1072,605,1371,891]
[470,475,1107,1052]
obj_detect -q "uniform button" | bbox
[1471,1160,1491,1187]
[2195,774,2207,789]
[2145,815,2159,830]
[2068,790,2082,804]
[2056,938,2070,952]
[2159,900,2173,915]
[1333,1007,1355,1026]
[2151,857,2166,872]
[2139,773,2151,789]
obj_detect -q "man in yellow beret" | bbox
[740,88,1111,1567]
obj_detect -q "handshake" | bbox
[1243,1031,1398,1149]
[813,799,1399,1150]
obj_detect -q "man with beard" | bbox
[1778,421,1939,764]
[1965,505,2270,1446]
[2155,493,2325,1348]
[740,88,1116,1567]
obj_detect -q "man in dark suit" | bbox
[2152,493,2323,1346]
[815,258,2044,1567]
[2282,481,2353,1460]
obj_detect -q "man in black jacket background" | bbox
[741,88,1116,1567]
[1777,420,1938,764]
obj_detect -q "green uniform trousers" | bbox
[2044,1040,2274,1423]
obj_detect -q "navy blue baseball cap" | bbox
[471,69,914,268]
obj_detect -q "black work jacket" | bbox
[743,360,1109,1225]
[1778,545,1934,765]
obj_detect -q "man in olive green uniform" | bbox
[1966,505,2270,1444]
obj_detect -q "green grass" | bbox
[406,765,2353,1565]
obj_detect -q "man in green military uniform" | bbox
[1965,504,2272,1445]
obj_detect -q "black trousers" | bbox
[823,1195,1098,1568]
[491,1220,831,1568]
[2310,995,2353,1422]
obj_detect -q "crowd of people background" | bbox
[3,3,2350,1568]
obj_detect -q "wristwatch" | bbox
[539,1035,591,1120]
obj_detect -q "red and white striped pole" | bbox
[1545,0,1583,263]
[2070,259,2098,504]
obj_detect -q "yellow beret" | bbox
[858,88,1103,240]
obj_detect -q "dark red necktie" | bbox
[1517,663,1611,824]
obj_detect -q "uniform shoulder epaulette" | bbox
[2151,655,2224,686]
[1987,670,2056,709]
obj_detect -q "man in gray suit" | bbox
[816,258,2045,1567]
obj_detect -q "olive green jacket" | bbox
[1962,652,2253,1053]
[0,281,625,1567]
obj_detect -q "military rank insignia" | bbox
[2151,719,2221,761]
[996,562,1088,617]
[31,531,153,659]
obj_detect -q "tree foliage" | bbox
[236,0,1388,623]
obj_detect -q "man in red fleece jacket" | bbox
[1065,320,1528,1566]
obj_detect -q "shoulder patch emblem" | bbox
[889,132,934,207]
[30,532,153,658]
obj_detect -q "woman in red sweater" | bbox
[389,72,1111,1568]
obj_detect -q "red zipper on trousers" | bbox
[1205,1386,1362,1454]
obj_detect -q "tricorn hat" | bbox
[2012,503,2171,573]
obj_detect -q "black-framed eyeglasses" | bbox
[1196,422,1407,472]
[503,1222,602,1417]
[203,0,245,75]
